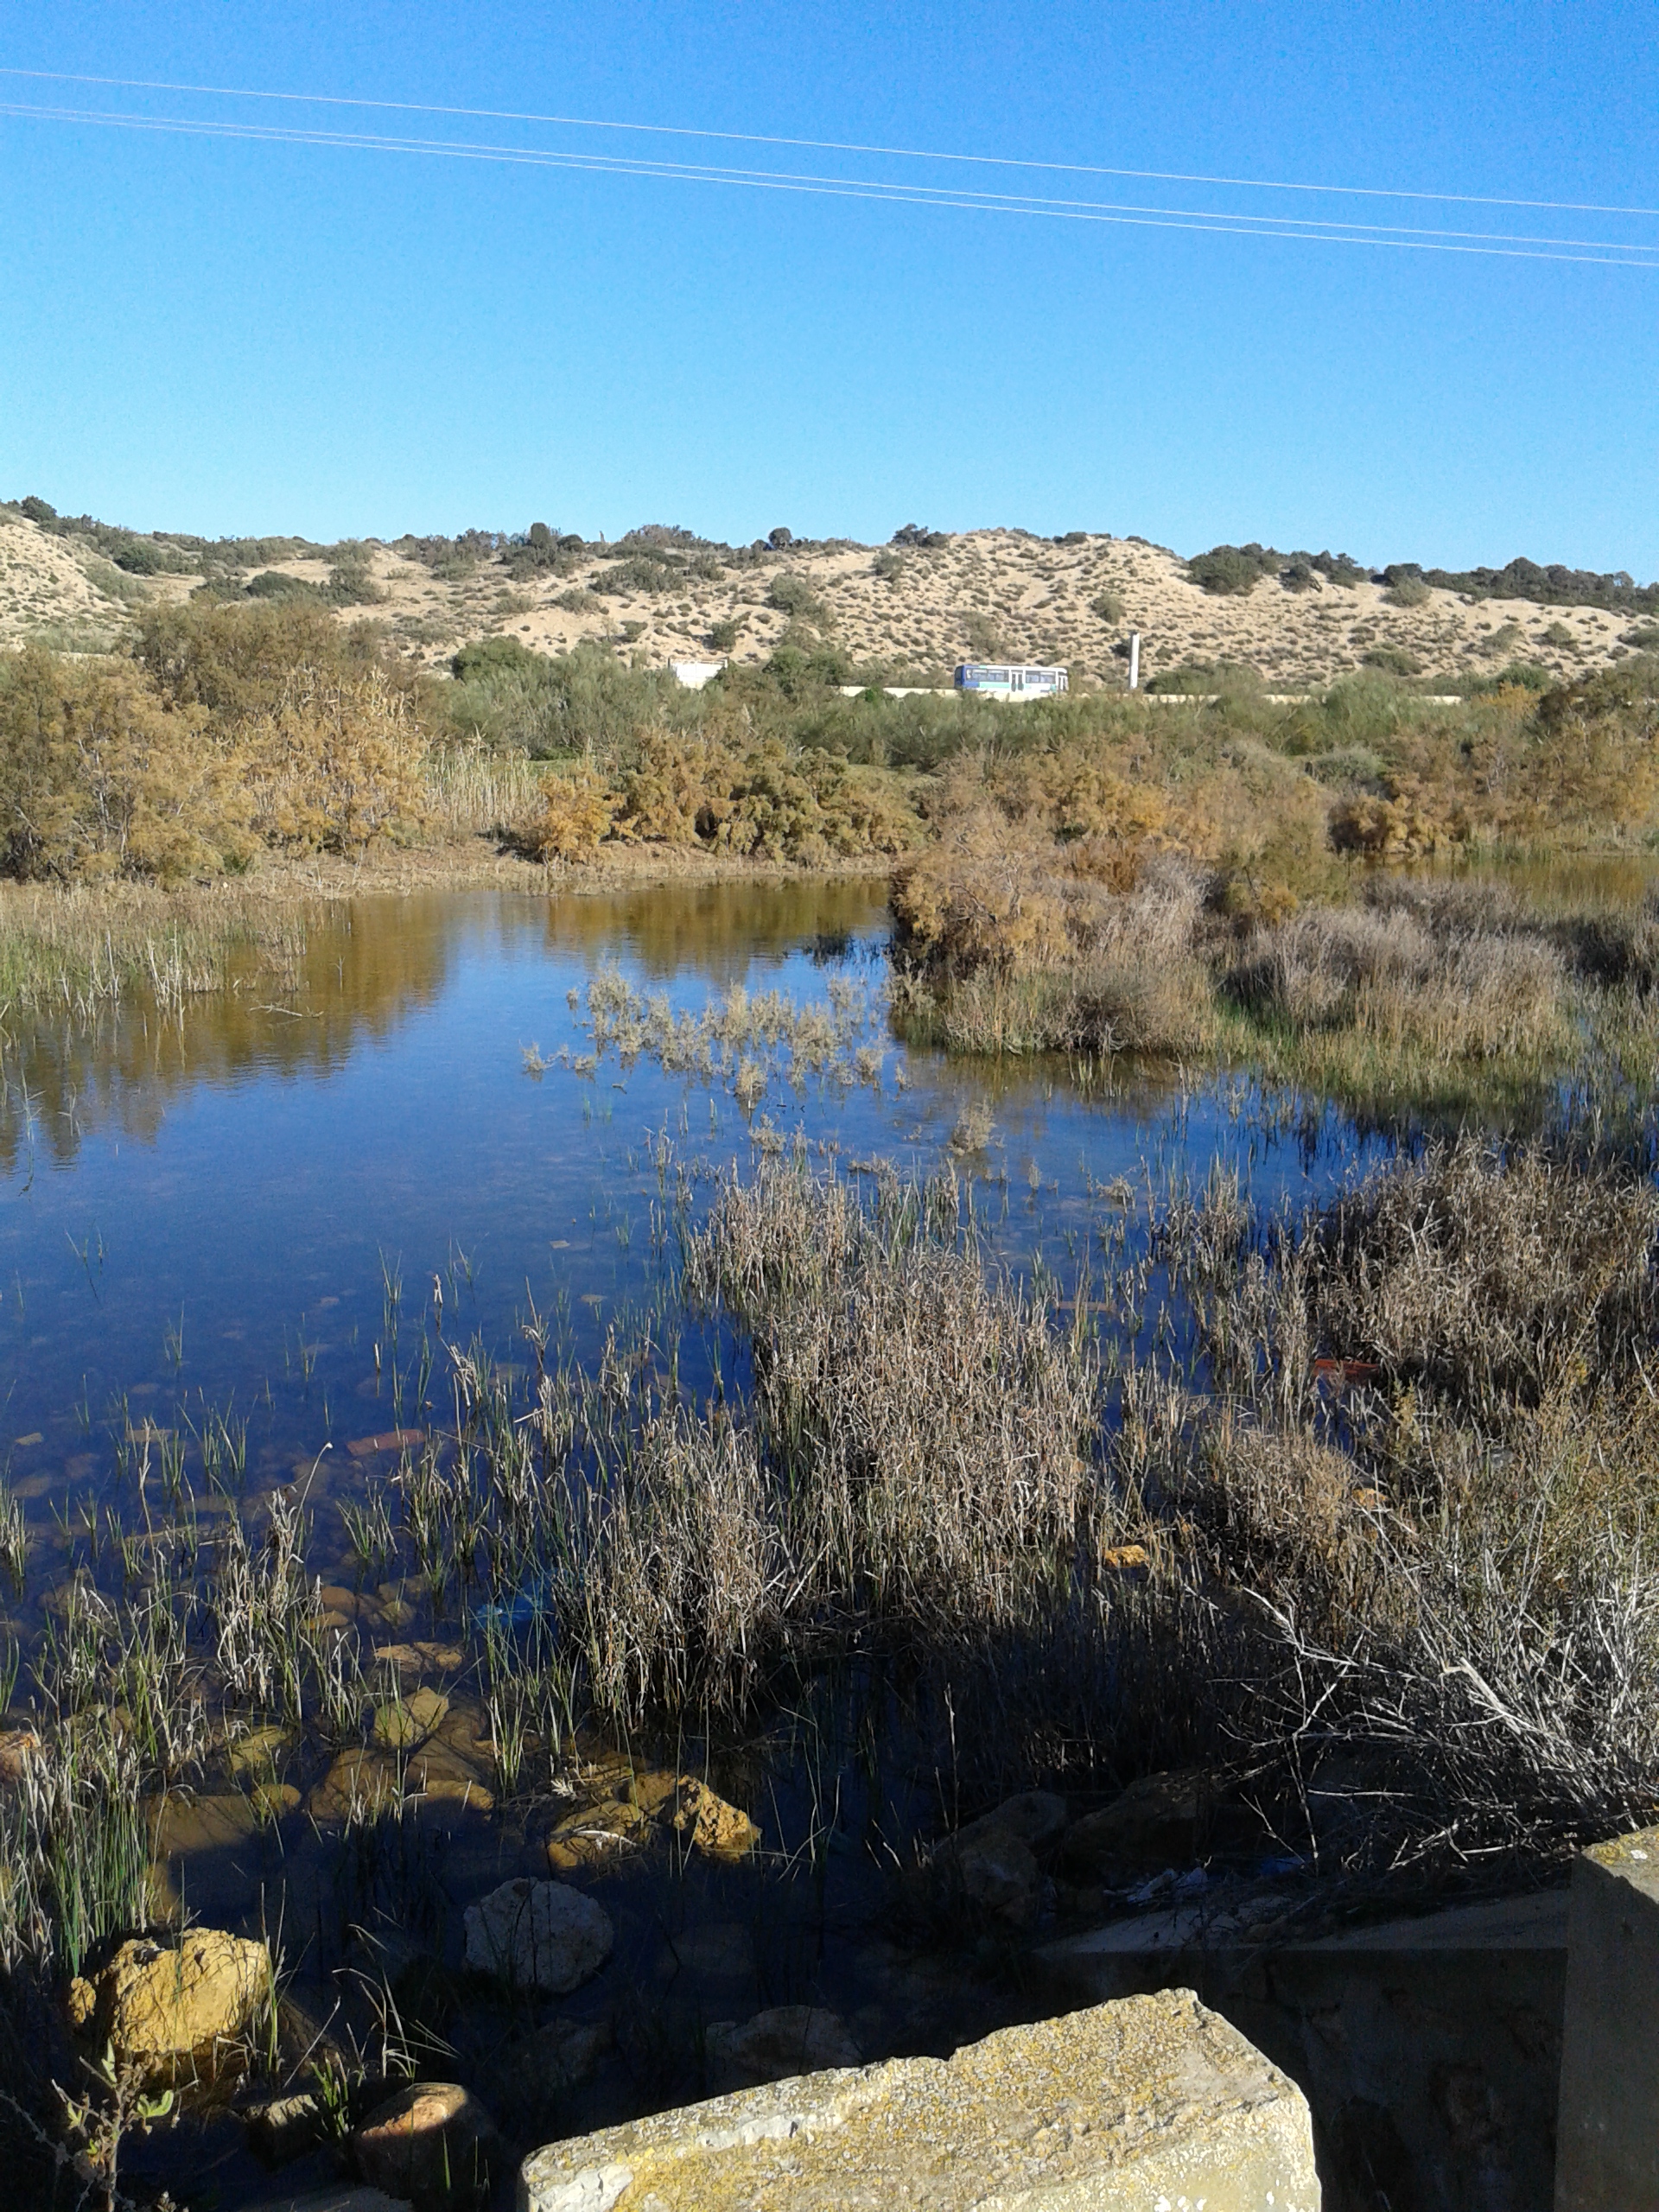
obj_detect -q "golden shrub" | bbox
[241,668,429,852]
[530,766,618,859]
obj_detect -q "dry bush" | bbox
[683,1165,1101,1640]
[528,766,618,860]
[557,1409,780,1724]
[615,731,919,861]
[1227,900,1568,1064]
[0,648,253,882]
[239,666,429,851]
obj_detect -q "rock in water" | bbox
[952,1789,1069,1854]
[352,2080,498,2211]
[938,1790,1070,1923]
[956,1827,1045,1923]
[67,1929,270,2090]
[520,1990,1320,2211]
[462,1877,613,1993]
[669,1777,760,1859]
[705,2006,861,2094]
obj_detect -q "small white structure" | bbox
[669,659,728,690]
[954,662,1069,700]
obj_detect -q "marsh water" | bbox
[0,878,1494,2199]
[1,879,1394,1525]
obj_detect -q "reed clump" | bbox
[0,880,315,1018]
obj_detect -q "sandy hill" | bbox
[0,507,1647,693]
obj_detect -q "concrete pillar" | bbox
[1555,1823,1659,2209]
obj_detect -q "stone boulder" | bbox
[519,1989,1320,2210]
[67,1929,270,2089]
[462,1878,613,1993]
[705,2005,861,2094]
[352,2080,497,2212]
[938,1790,1070,1923]
[1059,1769,1211,1880]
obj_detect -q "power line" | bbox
[3,99,1655,268]
[3,61,1656,220]
[8,99,1656,258]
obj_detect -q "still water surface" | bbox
[2,879,1393,1511]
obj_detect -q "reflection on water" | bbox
[0,878,893,1174]
[1,875,1388,1520]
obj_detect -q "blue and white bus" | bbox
[954,662,1069,700]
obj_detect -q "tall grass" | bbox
[0,881,314,1019]
[421,748,548,842]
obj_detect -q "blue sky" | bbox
[1,3,1655,571]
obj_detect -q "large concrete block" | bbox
[1040,1891,1568,2212]
[1554,1823,1659,2210]
[519,1987,1319,2210]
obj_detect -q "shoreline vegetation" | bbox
[7,598,1659,2196]
[3,599,1659,1116]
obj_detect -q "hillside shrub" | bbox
[1186,546,1269,597]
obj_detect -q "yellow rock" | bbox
[372,1684,450,1749]
[670,1777,760,1860]
[67,1930,271,2091]
[546,1796,652,1873]
[519,1990,1321,2212]
[226,1723,292,1779]
[308,1750,404,1824]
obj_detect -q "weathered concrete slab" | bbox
[1040,1891,1567,2212]
[519,1987,1319,2210]
[1554,1823,1659,2211]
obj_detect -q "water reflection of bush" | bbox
[0,899,459,1170]
[0,882,896,1171]
[539,875,891,984]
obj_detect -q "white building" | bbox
[669,659,728,690]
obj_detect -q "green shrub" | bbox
[766,573,828,625]
[707,619,741,652]
[1185,545,1272,596]
[1090,589,1125,623]
[1361,646,1421,677]
[245,569,324,604]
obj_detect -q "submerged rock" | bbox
[544,1769,760,1869]
[462,1877,613,1993]
[498,2017,611,2126]
[373,1684,450,1750]
[545,1794,653,1872]
[957,1827,1045,1923]
[68,1929,270,2089]
[0,1726,40,1785]
[352,2079,497,2211]
[705,2005,861,2094]
[939,1790,1070,1923]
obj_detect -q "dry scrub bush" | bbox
[239,667,429,852]
[616,731,919,861]
[523,729,922,865]
[1226,900,1568,1065]
[683,1166,1101,1641]
[0,647,253,882]
[1154,1137,1659,1868]
[0,609,434,880]
[530,766,618,859]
